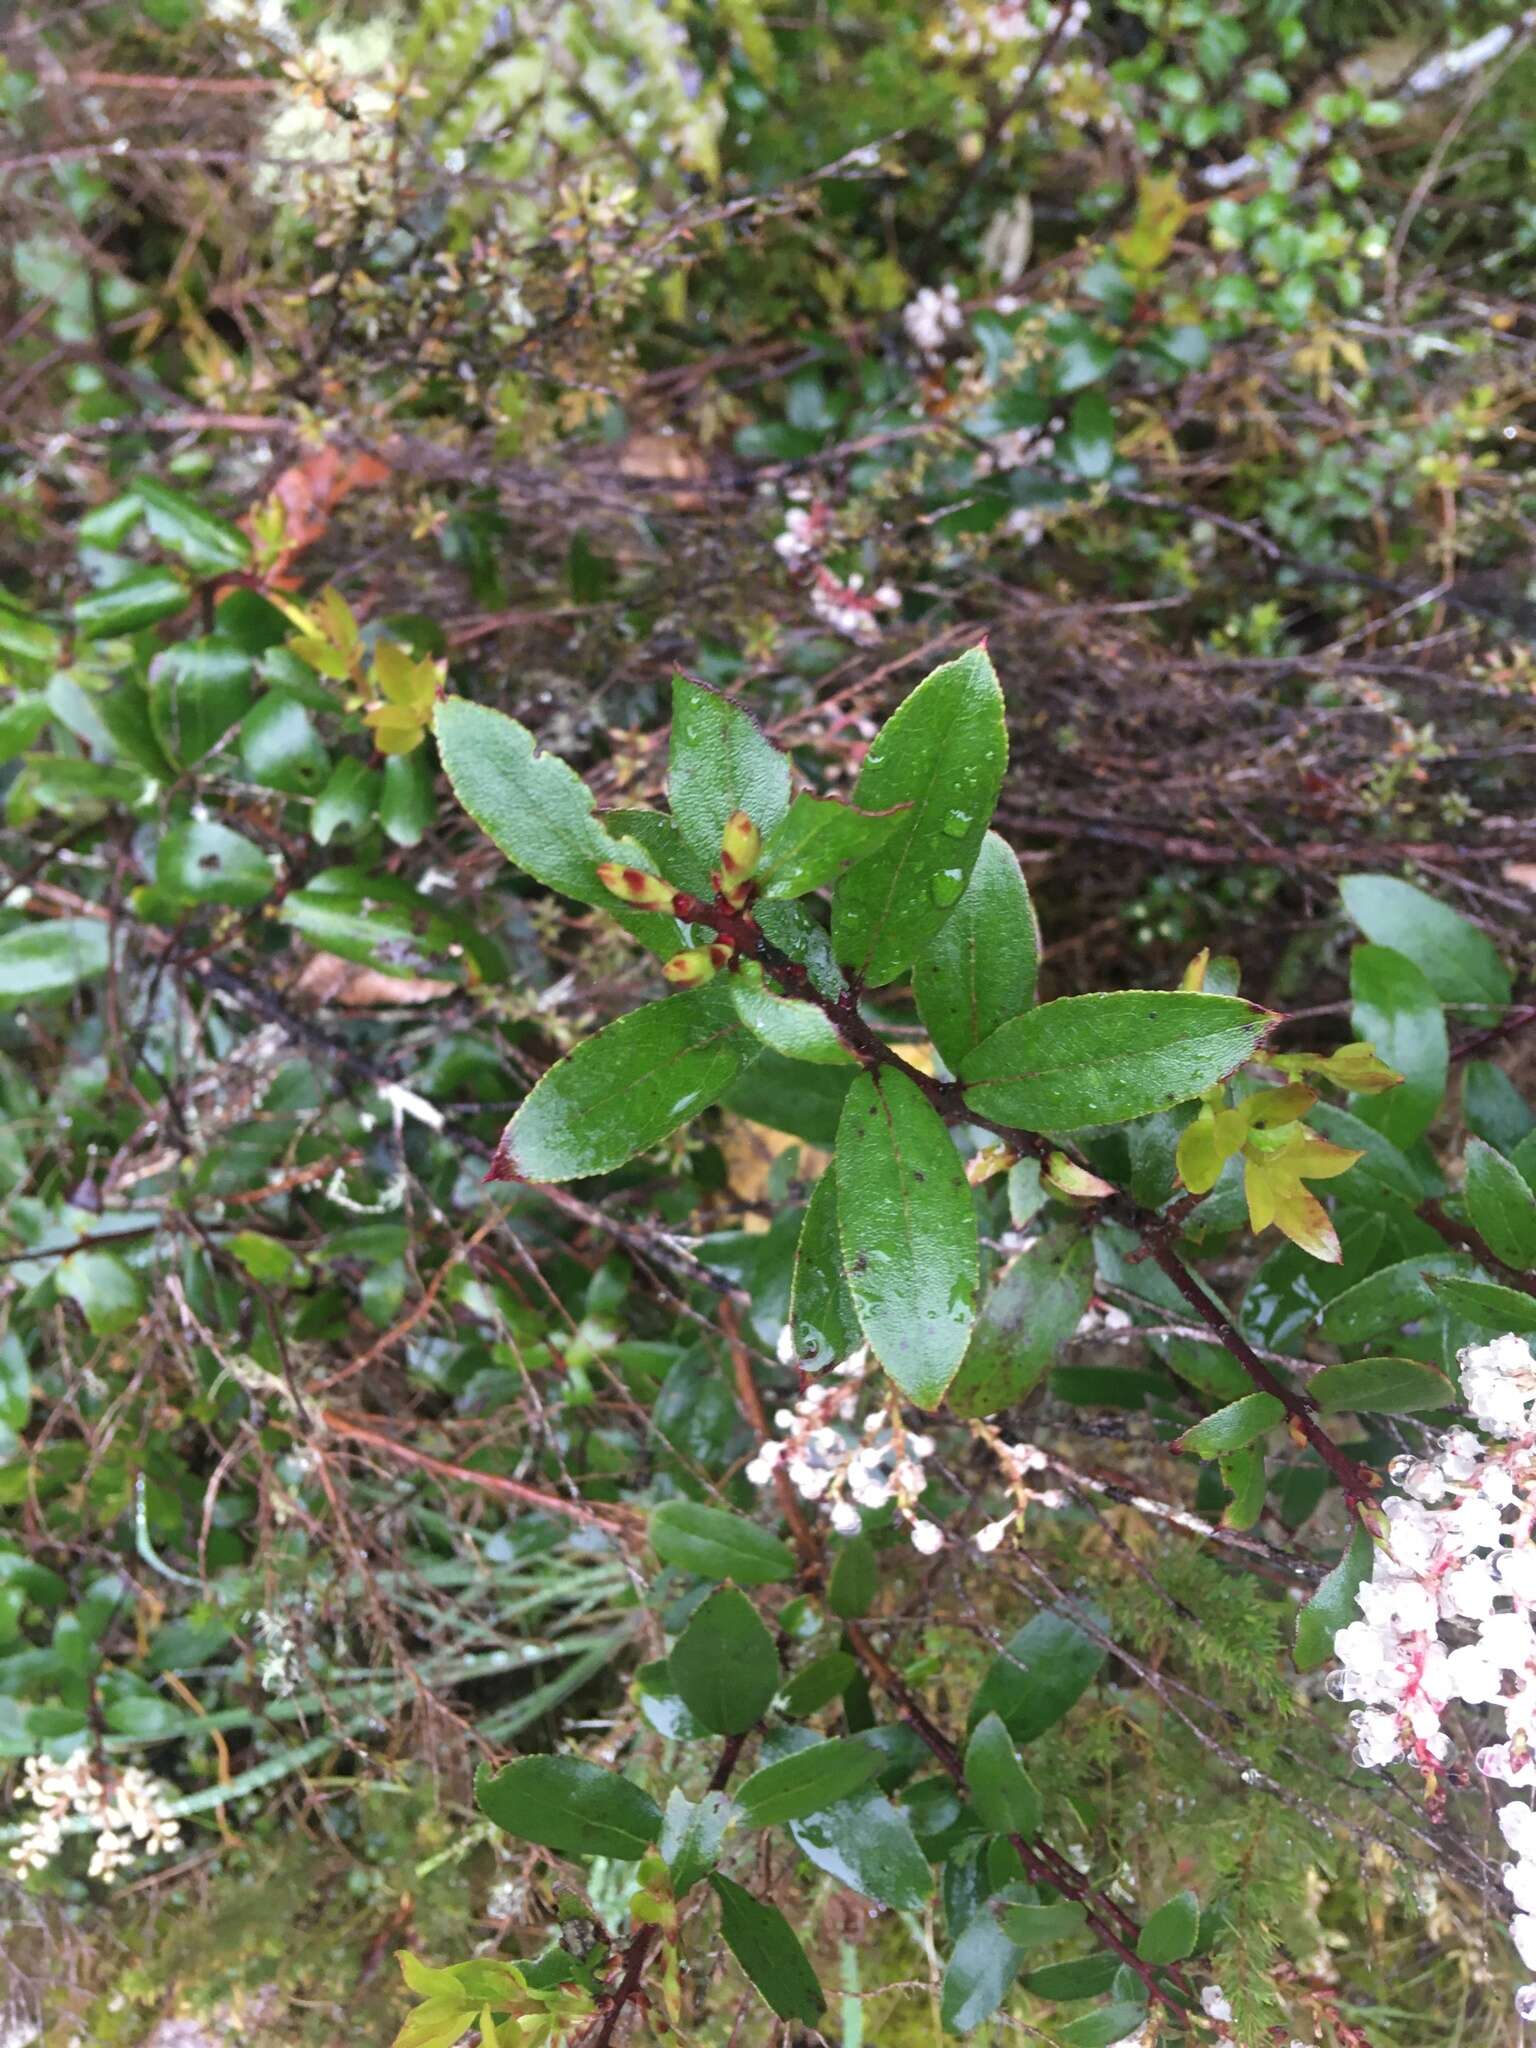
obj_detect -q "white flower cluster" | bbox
[749,1345,944,1552]
[901,282,965,360]
[251,1603,306,1697]
[974,1440,1064,1552]
[1330,1334,1536,2020]
[10,1752,181,1882]
[933,0,1090,68]
[771,494,902,644]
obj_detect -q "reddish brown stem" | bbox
[1419,1199,1536,1303]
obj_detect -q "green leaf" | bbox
[1136,1889,1199,1964]
[0,1335,32,1431]
[148,637,254,767]
[434,698,675,952]
[312,757,381,845]
[947,1227,1094,1419]
[1295,1521,1373,1671]
[1173,1392,1284,1458]
[136,477,252,575]
[710,1874,826,2025]
[668,677,792,864]
[826,1534,878,1620]
[648,1501,795,1585]
[997,1900,1088,1950]
[1061,389,1115,479]
[1321,1255,1467,1345]
[757,793,910,900]
[475,1755,662,1859]
[0,695,51,763]
[498,986,760,1182]
[789,1169,861,1374]
[731,986,855,1066]
[959,992,1270,1132]
[240,691,329,794]
[97,678,174,779]
[1464,1062,1535,1155]
[914,830,1040,1074]
[735,1737,884,1826]
[1427,1274,1536,1336]
[55,1251,145,1336]
[1310,1356,1452,1415]
[73,566,188,640]
[155,820,275,909]
[1465,1136,1536,1271]
[969,1610,1105,1742]
[659,1787,731,1892]
[831,647,1008,989]
[380,748,436,847]
[0,600,59,663]
[941,1911,1025,2032]
[1220,1444,1266,1530]
[0,918,109,1006]
[835,1068,979,1407]
[781,1650,858,1716]
[227,1231,302,1285]
[1309,1103,1423,1204]
[964,1713,1042,1836]
[1348,945,1446,1146]
[789,1784,931,1910]
[1056,2002,1150,2047]
[278,872,473,980]
[1340,874,1510,1013]
[668,1587,778,1734]
[1022,1956,1120,2001]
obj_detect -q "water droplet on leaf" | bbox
[930,869,964,907]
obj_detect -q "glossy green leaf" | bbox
[1022,1955,1120,2001]
[0,695,51,763]
[499,985,760,1182]
[668,1587,778,1734]
[1220,1444,1266,1530]
[148,637,254,766]
[789,1169,861,1374]
[0,600,59,663]
[1464,1062,1535,1155]
[959,992,1270,1132]
[1295,1521,1374,1670]
[1136,1889,1199,1964]
[1348,944,1446,1145]
[659,1787,730,1892]
[827,1534,878,1620]
[914,830,1040,1073]
[312,757,380,845]
[941,1910,1025,2032]
[1056,2001,1149,2047]
[0,918,109,1006]
[1465,1137,1536,1271]
[969,1610,1106,1742]
[1321,1255,1467,1345]
[735,1737,884,1826]
[1340,874,1510,1012]
[997,1900,1088,1950]
[380,748,436,847]
[435,697,675,952]
[55,1251,145,1336]
[240,691,329,794]
[155,820,275,909]
[73,566,188,640]
[136,477,252,575]
[948,1227,1094,1419]
[474,1755,662,1859]
[964,1713,1042,1837]
[668,676,791,864]
[1310,1356,1452,1414]
[781,1650,858,1717]
[710,1874,826,2025]
[1427,1274,1536,1336]
[1173,1392,1283,1457]
[731,986,855,1066]
[835,1068,979,1407]
[831,647,1007,989]
[1309,1103,1424,1204]
[1061,389,1115,478]
[0,1335,31,1433]
[648,1500,795,1585]
[97,679,174,779]
[757,792,909,899]
[789,1782,931,1910]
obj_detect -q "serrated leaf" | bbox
[1295,1521,1373,1670]
[1465,1136,1536,1271]
[835,1068,978,1407]
[1136,1889,1199,1964]
[735,1737,884,1826]
[495,985,760,1182]
[1309,1355,1452,1414]
[964,1713,1042,1836]
[831,647,1007,989]
[1173,1392,1283,1457]
[947,1227,1094,1419]
[473,1755,663,1859]
[959,991,1270,1132]
[1428,1274,1536,1336]
[1320,1255,1468,1345]
[914,830,1040,1073]
[668,677,791,864]
[1348,944,1446,1146]
[648,1501,795,1585]
[730,986,855,1065]
[669,1587,778,1735]
[789,1169,861,1374]
[710,1874,826,2024]
[757,792,909,899]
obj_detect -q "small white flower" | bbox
[829,1499,862,1536]
[1200,1984,1233,2022]
[909,1519,945,1556]
[975,1516,1014,1554]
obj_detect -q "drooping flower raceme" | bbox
[10,1751,182,1882]
[1330,1334,1536,2019]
